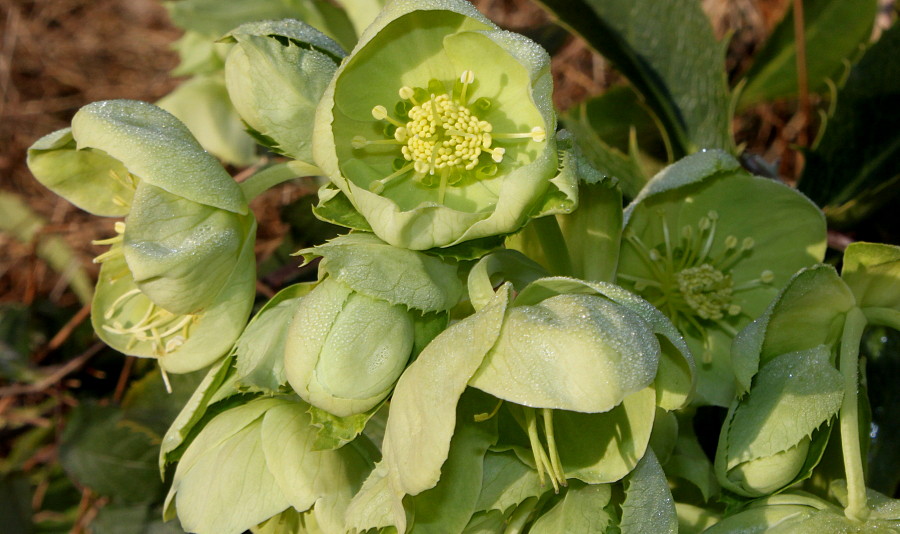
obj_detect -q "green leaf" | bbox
[620,449,678,534]
[307,402,381,451]
[299,232,464,312]
[474,452,545,515]
[157,74,257,167]
[121,367,207,438]
[409,392,497,534]
[0,473,32,534]
[731,265,855,393]
[725,346,843,466]
[165,0,357,51]
[535,0,733,156]
[59,404,162,504]
[737,0,877,109]
[0,191,93,305]
[663,413,719,502]
[529,481,614,533]
[234,284,313,392]
[799,24,900,227]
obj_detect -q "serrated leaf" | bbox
[799,24,900,227]
[535,0,733,156]
[726,346,843,466]
[738,0,877,109]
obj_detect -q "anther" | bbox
[760,270,774,283]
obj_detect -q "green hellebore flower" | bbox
[27,100,256,372]
[284,233,463,417]
[313,0,576,250]
[355,257,693,531]
[617,150,826,406]
[164,396,375,534]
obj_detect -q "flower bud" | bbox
[284,278,416,417]
[726,436,810,496]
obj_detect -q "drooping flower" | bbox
[313,0,576,250]
[616,150,827,406]
[27,100,256,373]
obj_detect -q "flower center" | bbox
[353,70,545,203]
[620,210,774,363]
[676,264,734,320]
[93,221,197,358]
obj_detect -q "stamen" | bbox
[473,398,504,422]
[491,126,547,142]
[371,105,405,128]
[459,70,475,104]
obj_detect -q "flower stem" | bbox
[862,306,900,332]
[532,215,573,277]
[238,160,322,201]
[839,306,869,522]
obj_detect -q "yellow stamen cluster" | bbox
[401,93,498,174]
[676,264,735,320]
[353,71,546,201]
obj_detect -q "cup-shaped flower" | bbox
[284,233,463,417]
[313,0,576,250]
[163,396,374,534]
[27,100,256,372]
[617,150,826,406]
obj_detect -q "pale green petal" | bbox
[124,182,250,315]
[554,387,657,483]
[92,219,256,373]
[27,128,133,217]
[225,30,339,163]
[381,284,510,497]
[284,277,415,417]
[725,346,842,467]
[166,399,289,534]
[260,401,373,533]
[71,100,247,214]
[469,293,659,412]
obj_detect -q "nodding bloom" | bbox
[313,0,575,250]
[28,100,256,374]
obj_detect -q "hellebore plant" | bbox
[23,0,900,532]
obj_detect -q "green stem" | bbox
[238,160,322,201]
[839,306,869,522]
[503,497,538,534]
[532,215,573,277]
